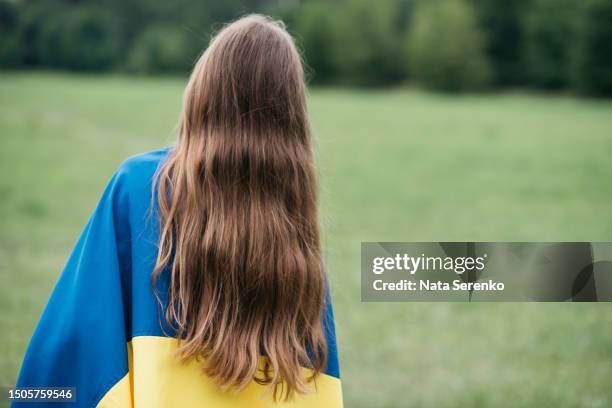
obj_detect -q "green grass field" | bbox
[2,72,612,407]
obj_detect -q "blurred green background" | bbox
[2,0,612,407]
[1,0,612,94]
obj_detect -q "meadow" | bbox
[1,72,612,407]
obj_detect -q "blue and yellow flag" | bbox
[14,148,342,407]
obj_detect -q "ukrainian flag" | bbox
[13,148,343,407]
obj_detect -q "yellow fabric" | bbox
[97,374,133,408]
[97,336,343,408]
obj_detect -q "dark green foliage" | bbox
[127,26,199,74]
[290,1,338,84]
[0,0,611,95]
[523,0,578,89]
[330,0,408,86]
[571,0,612,96]
[2,1,56,67]
[0,0,21,67]
[36,7,124,71]
[406,0,491,91]
[470,0,529,86]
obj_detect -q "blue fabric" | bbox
[13,148,340,407]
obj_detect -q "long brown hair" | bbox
[152,14,327,400]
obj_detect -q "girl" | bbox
[14,15,342,408]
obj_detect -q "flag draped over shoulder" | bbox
[13,148,342,408]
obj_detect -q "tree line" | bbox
[1,0,611,96]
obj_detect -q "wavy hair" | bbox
[152,15,326,400]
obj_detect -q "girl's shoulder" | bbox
[107,146,173,206]
[116,146,173,184]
